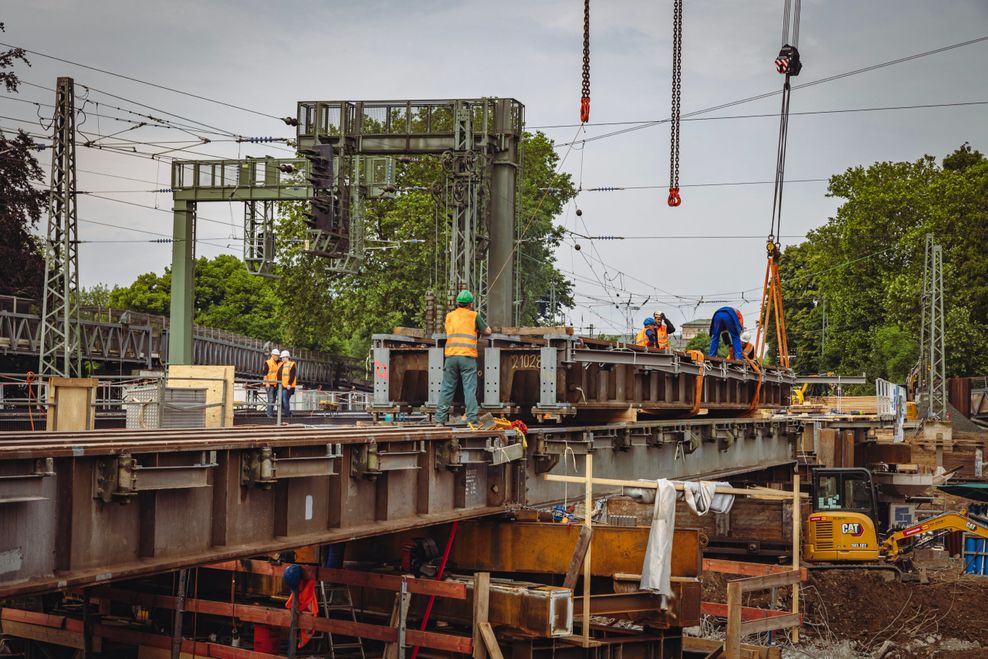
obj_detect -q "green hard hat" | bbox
[456,290,474,304]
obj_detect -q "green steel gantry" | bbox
[168,98,523,365]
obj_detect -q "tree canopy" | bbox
[0,28,46,299]
[780,144,988,382]
[109,254,283,341]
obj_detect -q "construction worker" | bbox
[277,350,297,419]
[731,331,756,361]
[262,348,281,418]
[635,318,658,348]
[708,306,745,360]
[435,290,492,425]
[283,564,318,649]
[652,311,676,350]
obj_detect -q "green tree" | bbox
[0,28,46,298]
[780,145,988,381]
[110,255,282,341]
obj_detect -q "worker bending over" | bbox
[708,306,745,360]
[276,350,297,419]
[635,318,658,348]
[262,347,281,418]
[652,311,675,350]
[435,290,492,425]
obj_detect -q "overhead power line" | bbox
[554,35,988,147]
[1,42,283,120]
[529,100,988,130]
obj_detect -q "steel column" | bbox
[168,199,196,365]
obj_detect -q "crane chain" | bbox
[580,0,591,123]
[668,0,683,207]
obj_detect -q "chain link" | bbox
[582,0,591,98]
[580,0,591,122]
[669,0,683,192]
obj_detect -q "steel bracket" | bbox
[353,439,425,478]
[95,452,217,503]
[0,458,55,505]
[242,444,342,488]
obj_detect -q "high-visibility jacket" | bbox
[656,324,669,350]
[278,359,298,390]
[285,579,319,647]
[444,308,479,358]
[730,342,756,360]
[263,358,280,387]
[634,328,654,347]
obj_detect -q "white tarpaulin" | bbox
[639,478,676,600]
[682,480,735,516]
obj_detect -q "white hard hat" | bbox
[280,350,291,359]
[271,347,280,355]
[741,331,751,343]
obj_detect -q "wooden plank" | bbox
[741,613,802,636]
[737,570,801,593]
[0,619,86,650]
[205,560,467,599]
[725,582,742,659]
[473,572,490,659]
[791,471,800,644]
[479,622,504,659]
[500,326,574,336]
[703,559,808,581]
[86,587,471,654]
[562,525,593,591]
[682,636,781,659]
[46,377,97,431]
[392,327,427,338]
[701,602,797,621]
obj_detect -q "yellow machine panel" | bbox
[803,511,880,561]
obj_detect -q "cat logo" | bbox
[841,523,864,536]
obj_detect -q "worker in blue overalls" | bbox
[708,306,745,360]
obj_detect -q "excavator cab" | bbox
[804,468,883,562]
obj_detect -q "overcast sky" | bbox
[2,0,986,335]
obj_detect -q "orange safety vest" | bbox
[263,358,280,387]
[656,324,669,350]
[444,308,479,358]
[279,359,297,390]
[285,579,319,647]
[730,342,756,360]
[634,328,651,347]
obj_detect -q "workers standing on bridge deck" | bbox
[277,350,297,419]
[262,348,281,418]
[435,290,492,425]
[652,311,676,350]
[635,318,658,348]
[708,306,745,360]
[731,331,756,361]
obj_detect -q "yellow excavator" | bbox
[803,468,988,570]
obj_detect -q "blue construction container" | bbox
[963,536,988,576]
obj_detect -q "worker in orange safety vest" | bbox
[435,290,492,425]
[262,348,281,418]
[652,311,676,350]
[635,318,658,348]
[283,564,319,649]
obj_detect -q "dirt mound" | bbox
[801,567,988,657]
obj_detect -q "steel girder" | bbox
[370,334,794,421]
[0,426,524,598]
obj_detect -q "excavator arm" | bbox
[882,511,988,560]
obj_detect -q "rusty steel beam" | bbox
[370,334,793,420]
[435,522,700,579]
[0,425,522,599]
